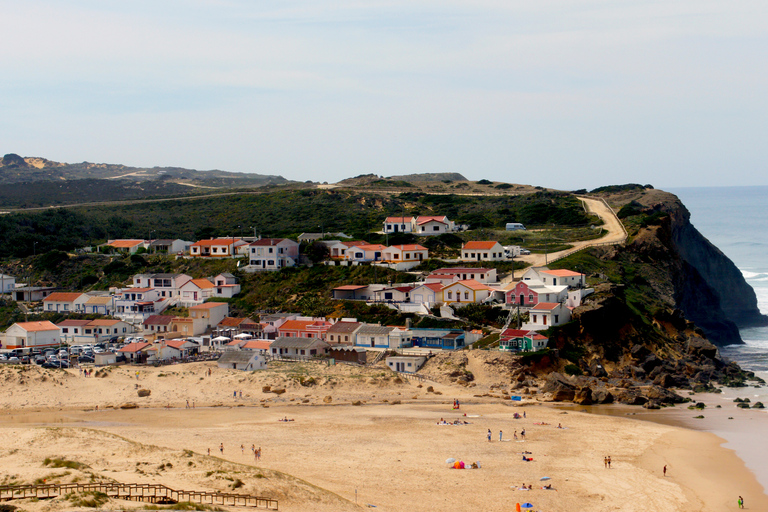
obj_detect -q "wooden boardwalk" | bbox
[0,482,278,509]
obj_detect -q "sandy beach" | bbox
[0,361,765,512]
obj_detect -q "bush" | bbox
[564,364,583,376]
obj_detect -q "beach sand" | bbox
[0,361,765,511]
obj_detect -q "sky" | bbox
[2,0,768,190]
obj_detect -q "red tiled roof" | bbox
[385,217,415,223]
[532,302,561,310]
[463,241,500,250]
[15,321,60,332]
[87,319,122,326]
[144,315,175,326]
[542,269,584,277]
[165,340,190,349]
[242,340,272,350]
[43,292,85,302]
[192,238,244,247]
[416,216,447,225]
[500,329,533,338]
[57,320,92,327]
[188,278,215,289]
[249,238,288,246]
[121,288,153,293]
[415,282,444,292]
[445,279,492,291]
[388,244,427,251]
[118,342,152,353]
[189,302,228,310]
[109,240,145,248]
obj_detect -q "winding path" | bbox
[509,196,627,279]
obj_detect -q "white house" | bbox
[522,267,586,288]
[132,273,193,299]
[114,288,169,323]
[189,302,230,332]
[382,244,428,270]
[505,280,568,308]
[106,239,147,254]
[148,239,192,254]
[354,325,394,348]
[190,238,248,258]
[441,280,495,306]
[327,240,366,259]
[409,283,443,305]
[42,292,89,313]
[383,216,416,234]
[143,315,176,335]
[212,273,241,298]
[269,336,330,358]
[3,321,61,349]
[344,244,388,263]
[523,302,572,330]
[414,216,455,235]
[83,295,115,315]
[86,319,133,342]
[427,267,498,284]
[461,241,505,262]
[0,274,16,294]
[246,238,300,271]
[179,279,216,306]
[158,339,198,360]
[57,320,92,344]
[386,355,426,373]
[217,351,267,371]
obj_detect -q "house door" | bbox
[477,253,481,261]
[394,225,399,233]
[520,294,525,305]
[193,292,198,300]
[543,316,547,326]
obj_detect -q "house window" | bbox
[447,291,452,299]
[464,292,469,300]
[85,329,92,334]
[268,248,273,253]
[62,328,69,333]
[344,336,349,342]
[532,315,537,323]
[64,304,69,311]
[433,226,439,231]
[554,315,559,323]
[529,294,533,303]
[300,350,305,355]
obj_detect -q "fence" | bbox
[0,482,278,510]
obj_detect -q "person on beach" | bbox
[186,400,190,409]
[514,431,518,440]
[607,456,612,468]
[220,443,224,455]
[738,496,744,508]
[604,456,608,468]
[241,444,244,454]
[207,448,210,456]
[521,429,525,440]
[487,429,492,442]
[257,447,261,460]
[663,465,667,477]
[499,430,503,442]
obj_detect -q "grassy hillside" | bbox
[0,189,598,258]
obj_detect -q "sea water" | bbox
[664,186,768,491]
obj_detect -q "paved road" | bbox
[506,196,627,280]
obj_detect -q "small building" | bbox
[212,273,241,298]
[143,315,176,335]
[354,325,394,348]
[189,302,230,332]
[179,278,216,306]
[523,302,572,330]
[328,346,367,365]
[414,215,455,235]
[344,244,388,263]
[409,283,443,305]
[132,273,193,299]
[326,321,362,345]
[86,319,133,342]
[106,239,147,254]
[57,320,92,344]
[505,280,567,308]
[269,336,329,358]
[382,244,429,270]
[427,267,498,284]
[522,267,586,288]
[409,328,466,350]
[332,285,373,300]
[240,339,273,354]
[118,342,154,363]
[441,280,495,306]
[83,295,115,315]
[277,318,332,339]
[190,238,248,258]
[246,238,300,271]
[3,321,61,349]
[217,351,267,371]
[461,241,505,262]
[0,274,16,294]
[149,239,191,254]
[386,354,426,373]
[12,286,56,302]
[42,292,89,313]
[383,216,416,234]
[160,339,198,359]
[94,352,117,366]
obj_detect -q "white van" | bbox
[506,223,526,231]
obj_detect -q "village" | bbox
[0,213,593,376]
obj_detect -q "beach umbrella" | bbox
[521,503,534,509]
[539,476,551,481]
[445,458,456,464]
[212,336,231,342]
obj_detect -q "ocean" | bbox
[671,186,768,370]
[657,186,768,492]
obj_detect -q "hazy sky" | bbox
[3,1,767,190]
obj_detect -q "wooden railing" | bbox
[0,482,278,510]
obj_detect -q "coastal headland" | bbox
[1,361,765,512]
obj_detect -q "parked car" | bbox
[34,356,46,365]
[78,355,95,363]
[41,360,70,369]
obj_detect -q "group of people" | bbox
[603,456,612,468]
[438,418,470,425]
[212,443,262,461]
[79,368,95,377]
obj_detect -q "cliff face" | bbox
[669,202,767,329]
